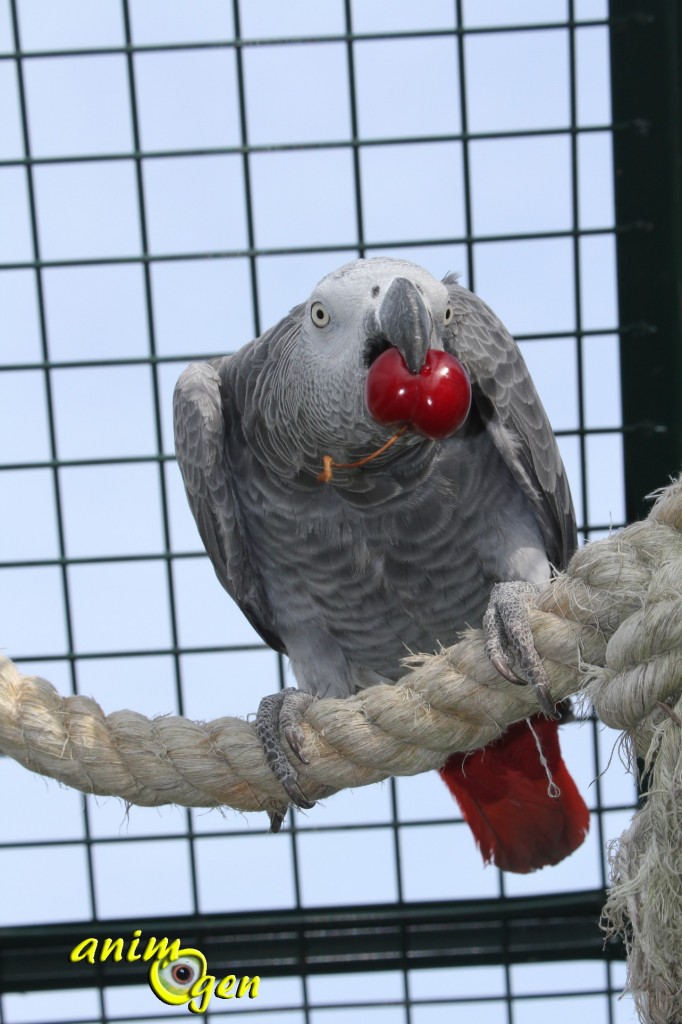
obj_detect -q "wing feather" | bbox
[173,361,285,652]
[443,276,577,568]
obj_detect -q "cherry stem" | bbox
[317,426,409,483]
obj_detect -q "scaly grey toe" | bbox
[255,689,316,820]
[483,581,559,720]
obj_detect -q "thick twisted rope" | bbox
[1,478,682,1023]
[1,477,680,818]
[581,478,682,1024]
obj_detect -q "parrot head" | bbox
[304,257,452,375]
[280,258,470,468]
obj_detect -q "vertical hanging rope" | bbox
[585,481,682,1023]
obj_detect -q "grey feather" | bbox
[173,361,284,652]
[442,274,576,568]
[174,257,576,700]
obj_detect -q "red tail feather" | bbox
[439,715,589,873]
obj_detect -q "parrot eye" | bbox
[311,301,330,328]
[444,304,453,324]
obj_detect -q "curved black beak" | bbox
[376,277,432,374]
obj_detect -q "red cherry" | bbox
[365,347,471,440]
[364,347,419,424]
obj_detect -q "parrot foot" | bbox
[255,688,316,831]
[483,581,559,721]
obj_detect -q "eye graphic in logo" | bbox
[148,947,208,1005]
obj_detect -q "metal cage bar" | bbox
[610,0,682,521]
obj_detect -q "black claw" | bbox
[484,581,560,718]
[284,725,310,765]
[490,654,525,686]
[278,774,315,806]
[535,683,561,721]
[268,808,287,832]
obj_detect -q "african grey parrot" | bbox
[173,257,589,872]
